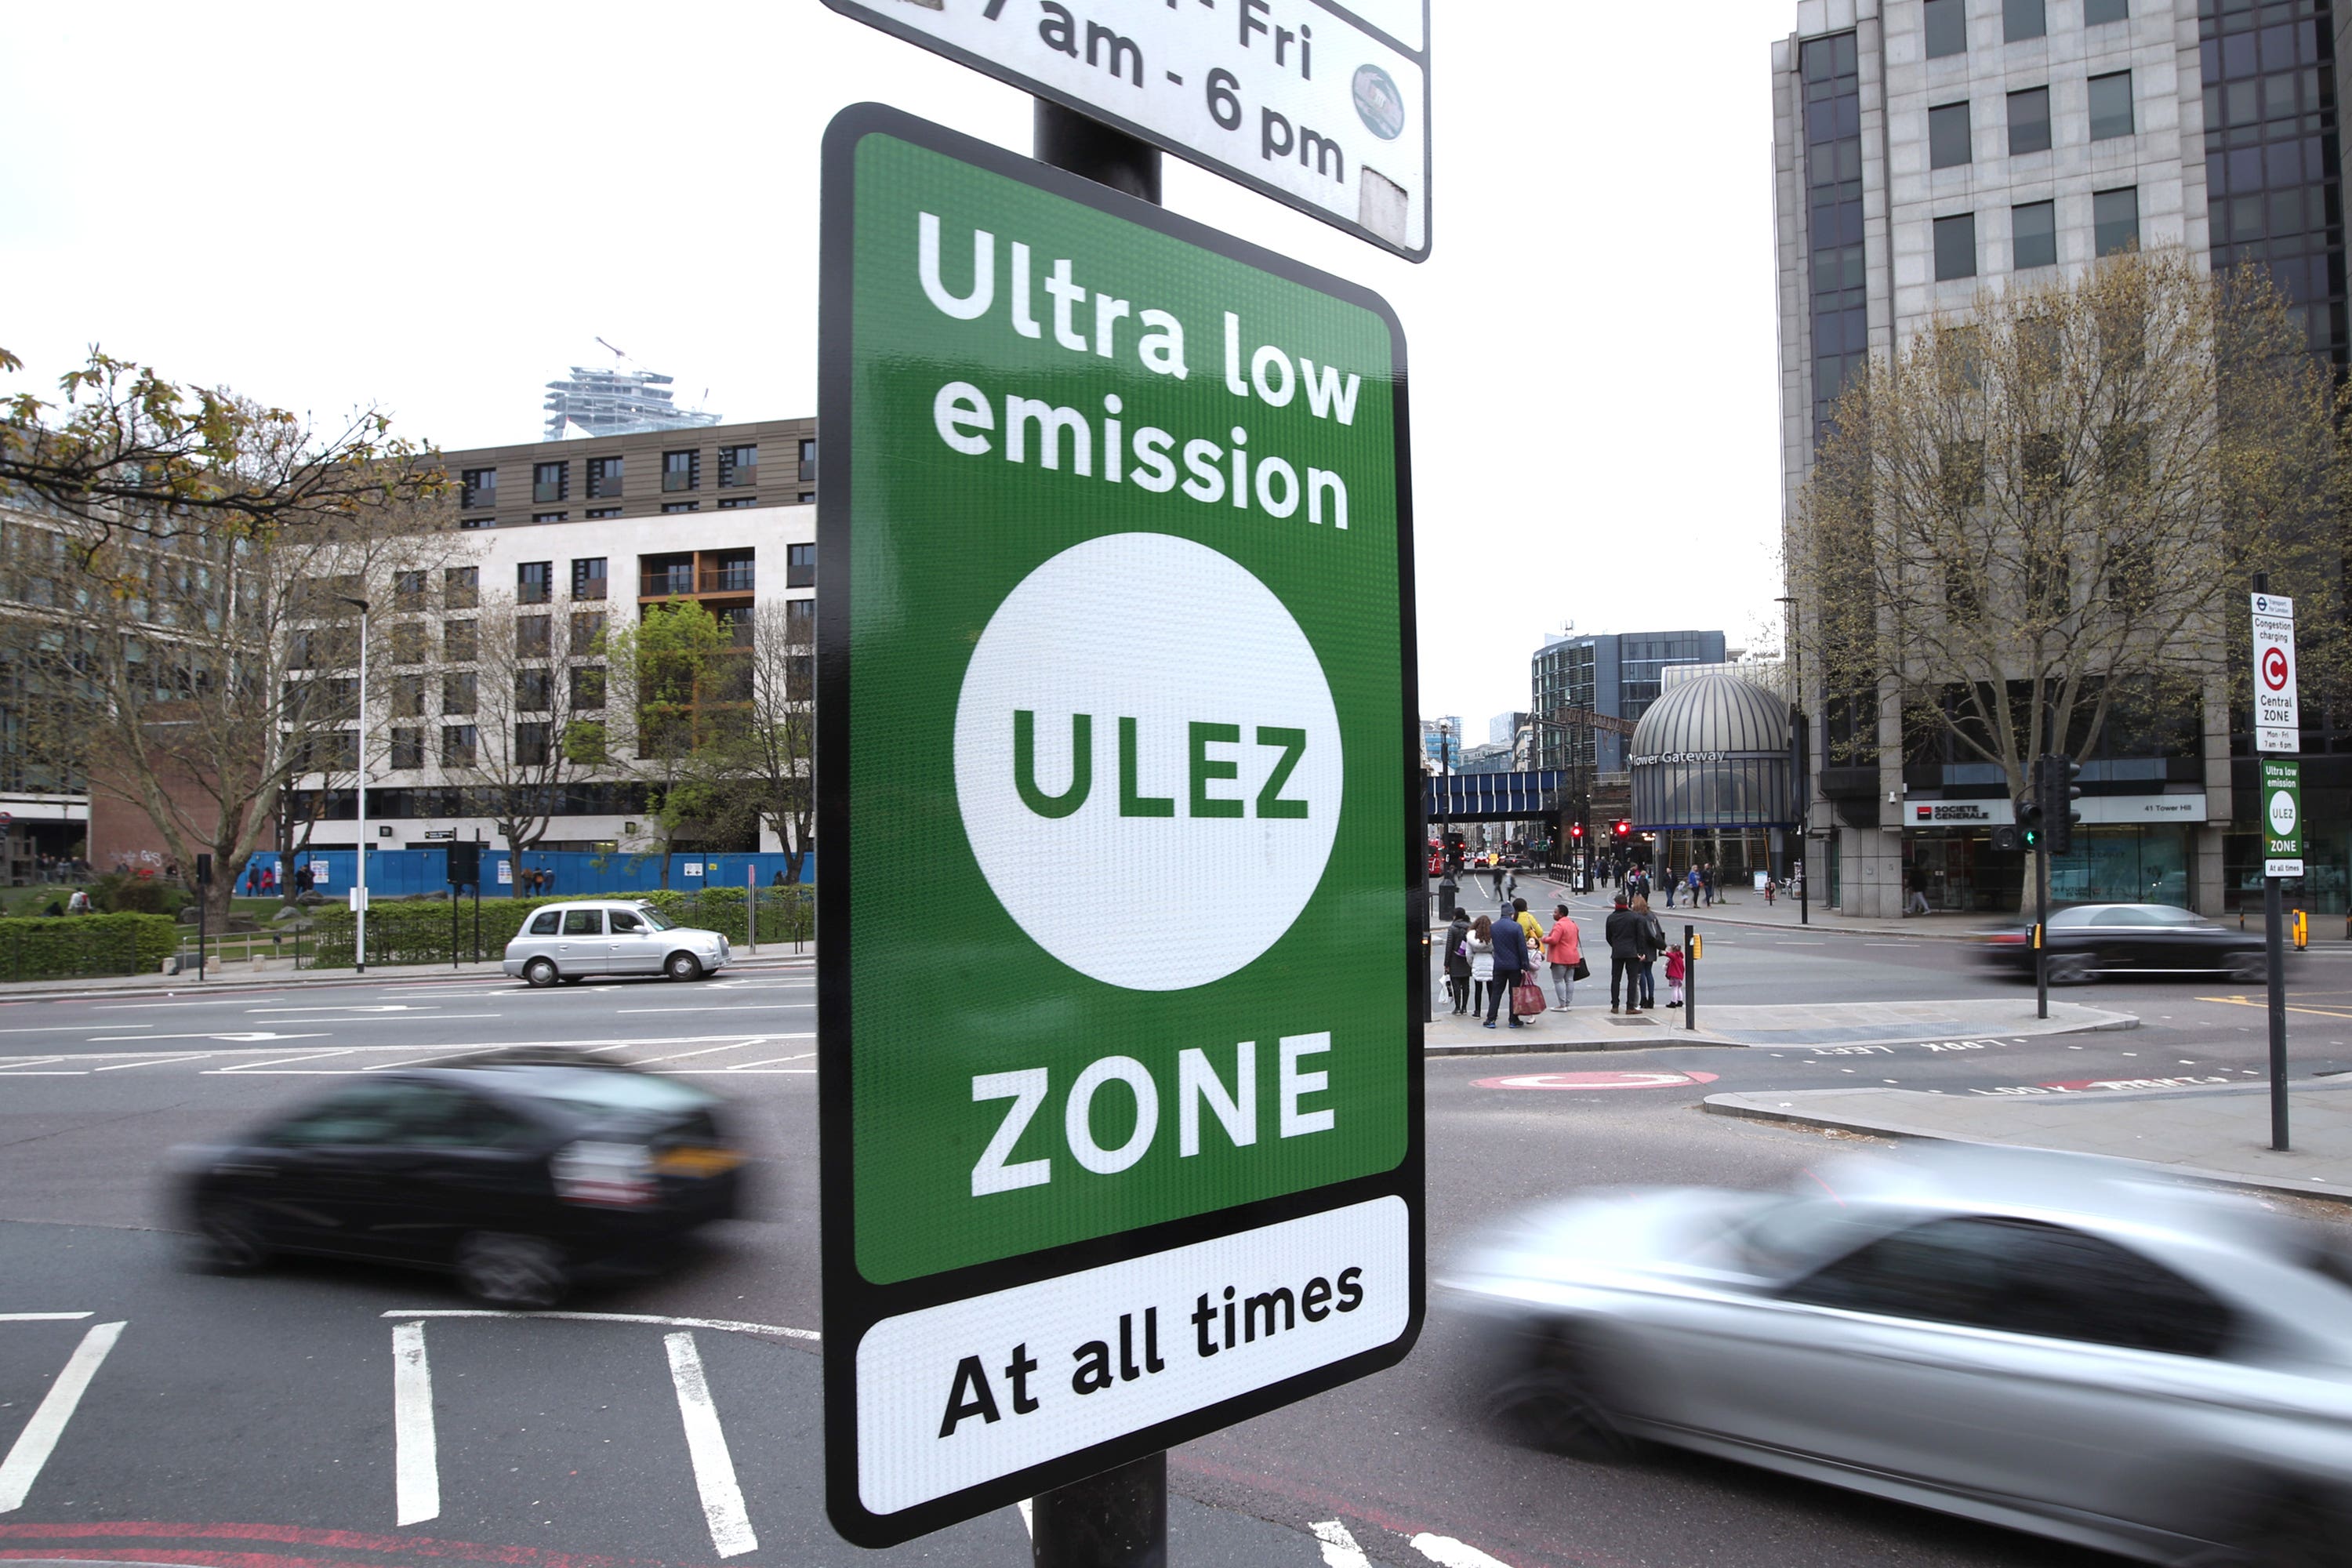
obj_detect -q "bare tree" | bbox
[439,588,597,862]
[1,345,442,561]
[736,599,815,882]
[1787,247,2344,795]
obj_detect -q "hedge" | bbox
[306,886,815,968]
[0,913,180,980]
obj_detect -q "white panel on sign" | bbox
[855,1197,1409,1516]
[2268,858,2307,877]
[2252,593,2299,753]
[821,0,1430,260]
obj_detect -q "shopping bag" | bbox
[1571,957,1591,982]
[1512,975,1547,1018]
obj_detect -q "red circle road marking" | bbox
[2264,647,2291,689]
[1474,1069,1722,1091]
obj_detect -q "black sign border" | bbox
[818,0,1433,263]
[818,102,1424,1548]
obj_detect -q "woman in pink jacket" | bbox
[1542,904,1583,1010]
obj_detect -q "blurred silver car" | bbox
[1448,1148,2352,1564]
[503,899,731,985]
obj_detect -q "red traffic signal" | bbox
[1569,822,1585,840]
[1612,819,1632,838]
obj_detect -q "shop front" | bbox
[1900,793,2205,913]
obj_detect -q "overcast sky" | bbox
[1,1,1791,731]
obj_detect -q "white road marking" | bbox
[1017,1498,1033,1536]
[0,1313,92,1322]
[210,1048,358,1071]
[616,1006,808,1014]
[0,1319,125,1513]
[665,1331,758,1558]
[391,1319,439,1526]
[379,1308,818,1341]
[0,1058,65,1074]
[725,1052,815,1069]
[0,1024,150,1033]
[246,1014,504,1026]
[247,1004,437,1014]
[632,1040,793,1065]
[96,1032,330,1045]
[90,999,286,1009]
[92,1053,216,1071]
[1410,1533,1513,1568]
[361,1047,513,1073]
[1313,1519,1373,1567]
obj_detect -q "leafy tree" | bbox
[577,600,750,887]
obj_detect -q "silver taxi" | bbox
[503,900,731,985]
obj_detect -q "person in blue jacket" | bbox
[1486,904,1530,1029]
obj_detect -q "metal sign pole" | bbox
[1683,924,1695,1032]
[2270,869,2289,1149]
[2034,846,2049,1022]
[1022,96,1171,1568]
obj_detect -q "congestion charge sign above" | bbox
[815,107,1421,1548]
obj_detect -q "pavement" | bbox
[0,947,815,1000]
[1707,1075,2352,1204]
[1425,995,2136,1054]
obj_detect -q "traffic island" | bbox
[1704,1080,2352,1204]
[1422,997,2136,1056]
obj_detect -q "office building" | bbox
[1773,0,2343,915]
[542,362,724,442]
[1420,716,1463,770]
[1528,630,1727,776]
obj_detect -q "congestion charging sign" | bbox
[2253,593,2299,753]
[816,106,1420,1546]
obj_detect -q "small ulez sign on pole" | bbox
[816,104,1421,1548]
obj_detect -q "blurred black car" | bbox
[170,1053,744,1305]
[1976,902,2269,986]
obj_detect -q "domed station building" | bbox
[1628,672,1799,892]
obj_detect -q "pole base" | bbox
[1031,1450,1166,1568]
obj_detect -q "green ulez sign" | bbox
[816,106,1421,1544]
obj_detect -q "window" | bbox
[586,506,622,519]
[2089,71,2133,141]
[443,620,477,662]
[394,569,428,611]
[1924,0,1965,56]
[461,517,494,530]
[798,438,817,481]
[445,567,479,609]
[2007,87,2051,154]
[515,668,551,711]
[562,909,604,936]
[532,512,567,524]
[718,444,757,488]
[787,543,815,588]
[662,450,701,492]
[586,456,624,499]
[1929,101,1973,169]
[515,720,550,767]
[2013,200,2057,267]
[441,724,477,767]
[2085,0,2125,21]
[570,666,607,710]
[2094,186,2140,255]
[610,908,646,933]
[390,728,424,770]
[517,615,551,659]
[392,674,427,719]
[390,622,427,664]
[565,721,609,764]
[572,557,608,601]
[786,597,815,644]
[462,468,497,510]
[797,492,815,504]
[570,611,608,655]
[529,909,561,935]
[661,500,699,514]
[533,461,568,504]
[718,495,758,510]
[517,561,552,604]
[1934,212,1977,280]
[2004,0,2045,42]
[707,552,754,592]
[442,671,477,715]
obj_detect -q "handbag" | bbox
[1512,974,1547,1018]
[1572,957,1591,981]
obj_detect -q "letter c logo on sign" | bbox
[953,532,1342,991]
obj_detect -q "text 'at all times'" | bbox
[917,214,1366,526]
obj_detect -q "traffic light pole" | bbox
[2269,869,2289,1149]
[2034,844,2049,1022]
[1026,96,1170,1568]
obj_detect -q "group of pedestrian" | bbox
[521,866,557,895]
[1442,895,1587,1028]
[1660,863,1719,909]
[241,864,281,898]
[1602,893,1684,1013]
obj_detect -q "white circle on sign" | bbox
[953,532,1342,991]
[2270,789,2299,836]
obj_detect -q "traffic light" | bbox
[2034,753,2084,855]
[1612,819,1632,840]
[1569,822,1585,841]
[2016,792,2045,851]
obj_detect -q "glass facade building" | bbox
[1529,630,1726,775]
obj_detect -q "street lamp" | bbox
[338,595,371,974]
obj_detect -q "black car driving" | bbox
[1975,902,2271,985]
[171,1053,745,1306]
